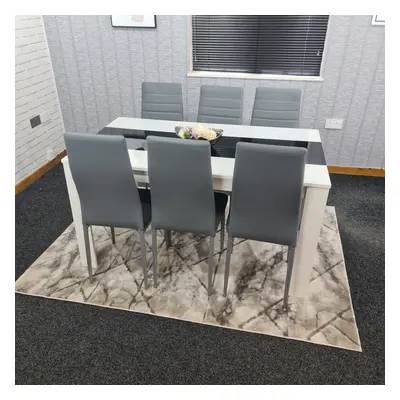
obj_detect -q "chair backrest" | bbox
[228,142,306,246]
[147,136,216,236]
[64,133,144,229]
[142,82,183,121]
[251,87,301,128]
[197,85,243,125]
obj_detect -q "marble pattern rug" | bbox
[15,206,361,352]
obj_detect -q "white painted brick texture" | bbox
[15,15,65,183]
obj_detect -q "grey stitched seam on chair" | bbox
[254,107,300,111]
[143,104,181,107]
[199,106,243,111]
[256,99,300,103]
[142,110,181,114]
[253,119,299,123]
[200,96,242,102]
[143,98,182,103]
[142,93,181,96]
[253,113,299,118]
[199,117,241,122]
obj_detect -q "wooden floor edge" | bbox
[328,166,385,177]
[15,150,67,195]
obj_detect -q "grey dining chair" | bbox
[223,142,307,311]
[64,133,152,287]
[147,136,228,295]
[197,85,243,125]
[142,82,183,121]
[136,82,185,187]
[251,87,302,128]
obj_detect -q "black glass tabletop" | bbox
[98,126,326,166]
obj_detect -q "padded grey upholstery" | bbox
[147,135,227,237]
[197,85,243,125]
[142,82,183,121]
[251,87,301,128]
[64,133,151,230]
[228,142,306,246]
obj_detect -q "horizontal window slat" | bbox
[194,56,324,64]
[194,64,323,69]
[193,50,326,54]
[195,65,321,69]
[194,57,324,61]
[195,69,321,76]
[193,16,329,21]
[193,41,327,44]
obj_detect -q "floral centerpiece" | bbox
[175,124,223,146]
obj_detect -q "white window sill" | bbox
[187,70,324,82]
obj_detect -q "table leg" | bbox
[63,162,98,271]
[290,186,329,297]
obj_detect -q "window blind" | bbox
[192,15,329,77]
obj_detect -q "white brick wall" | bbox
[15,15,65,183]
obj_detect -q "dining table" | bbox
[61,117,331,298]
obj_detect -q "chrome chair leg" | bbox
[220,214,225,253]
[139,229,148,289]
[283,246,296,311]
[223,237,234,296]
[208,236,215,296]
[110,227,116,244]
[152,229,158,288]
[164,230,172,249]
[83,224,93,282]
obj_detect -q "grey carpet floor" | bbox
[15,165,385,384]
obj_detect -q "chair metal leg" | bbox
[283,246,296,311]
[208,236,215,296]
[152,229,158,288]
[164,230,172,249]
[220,214,225,253]
[110,227,116,244]
[139,229,148,289]
[223,237,234,296]
[298,187,307,234]
[83,224,93,282]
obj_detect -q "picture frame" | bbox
[110,15,157,28]
[371,15,385,26]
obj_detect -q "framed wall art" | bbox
[110,15,157,28]
[371,15,385,26]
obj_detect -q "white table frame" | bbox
[62,117,331,298]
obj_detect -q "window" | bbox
[192,15,329,77]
